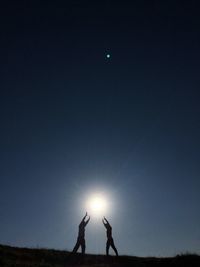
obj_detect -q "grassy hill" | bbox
[0,244,199,267]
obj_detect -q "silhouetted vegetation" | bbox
[0,244,200,267]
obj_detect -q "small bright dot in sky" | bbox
[86,193,108,218]
[106,54,111,59]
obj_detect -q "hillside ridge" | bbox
[0,244,200,267]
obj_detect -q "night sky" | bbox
[1,0,200,256]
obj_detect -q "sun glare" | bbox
[86,193,108,218]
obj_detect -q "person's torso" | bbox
[78,222,85,238]
[106,226,112,238]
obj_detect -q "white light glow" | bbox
[86,193,108,218]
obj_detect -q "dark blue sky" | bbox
[0,0,200,256]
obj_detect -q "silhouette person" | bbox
[72,212,90,255]
[102,216,118,256]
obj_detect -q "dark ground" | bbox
[0,244,200,267]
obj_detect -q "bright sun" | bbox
[86,193,108,218]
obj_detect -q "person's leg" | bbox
[81,239,86,255]
[111,239,118,256]
[106,240,110,256]
[72,239,80,253]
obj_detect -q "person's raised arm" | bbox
[102,218,106,227]
[85,216,90,226]
[104,217,110,226]
[81,212,88,222]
